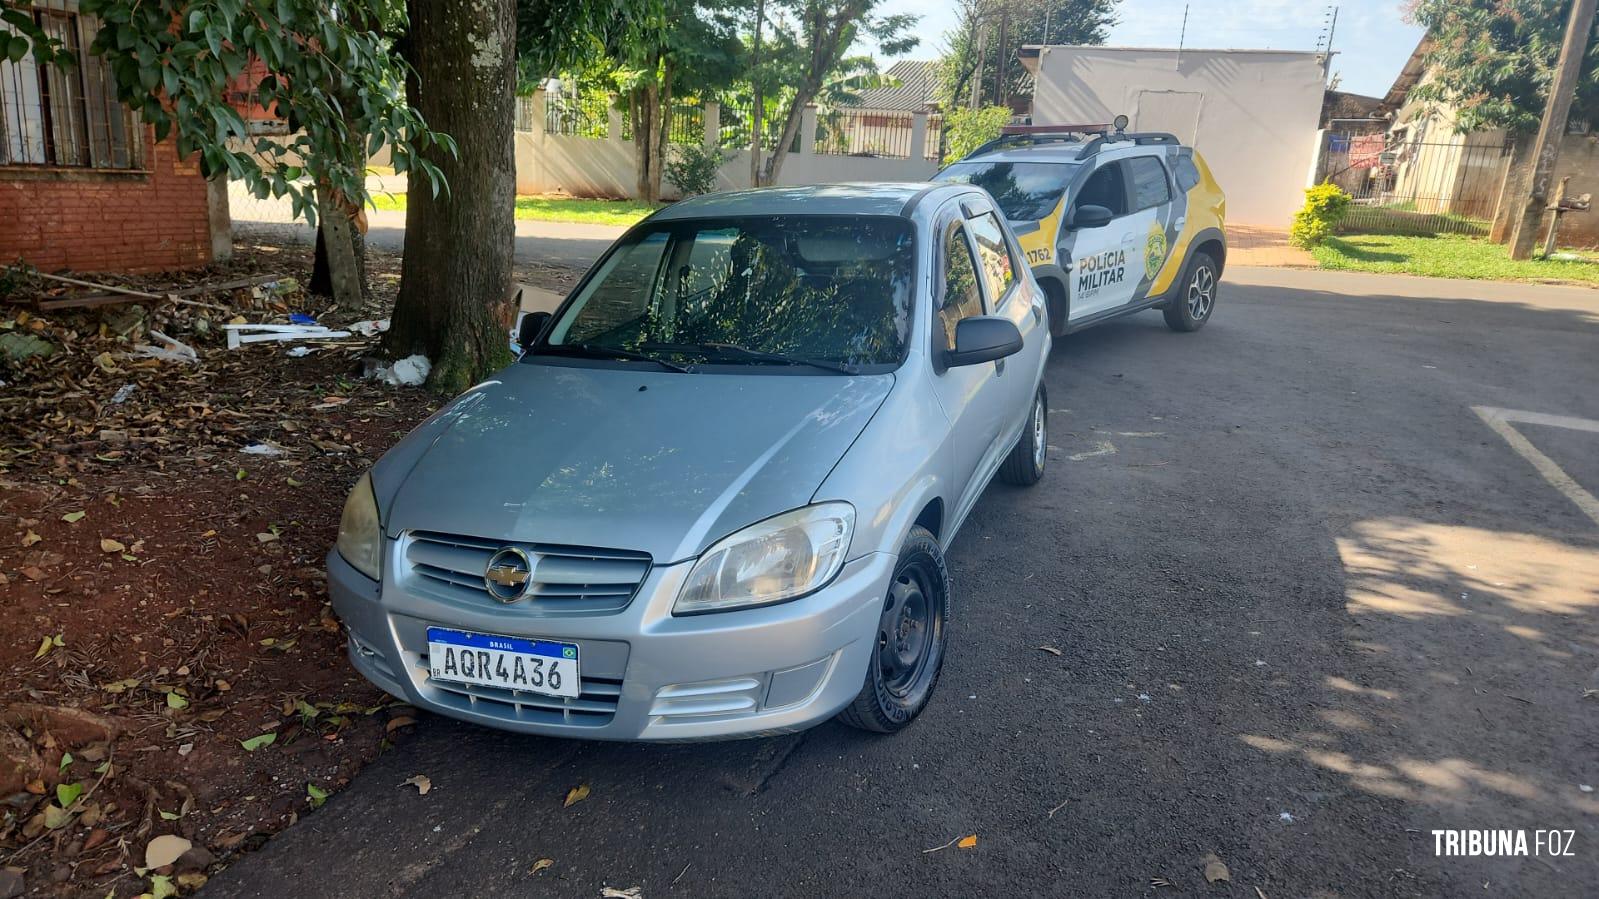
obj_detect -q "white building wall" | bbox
[515,95,937,201]
[1030,46,1327,226]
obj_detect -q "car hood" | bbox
[380,361,893,563]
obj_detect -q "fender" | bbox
[1152,226,1226,305]
[1028,263,1071,334]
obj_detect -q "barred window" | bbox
[1,2,141,169]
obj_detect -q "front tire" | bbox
[837,527,949,734]
[1163,251,1218,332]
[997,386,1047,486]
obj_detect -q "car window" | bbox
[933,161,1079,221]
[1074,163,1127,216]
[554,232,669,345]
[967,212,1016,303]
[1129,156,1171,210]
[937,221,984,351]
[1174,156,1201,192]
[545,217,916,368]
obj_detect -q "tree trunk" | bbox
[310,194,366,310]
[1490,133,1534,244]
[762,90,812,185]
[385,0,518,394]
[631,76,665,203]
[748,0,765,188]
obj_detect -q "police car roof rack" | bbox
[1080,131,1182,157]
[963,123,1112,159]
[961,123,1182,161]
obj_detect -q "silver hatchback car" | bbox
[329,183,1050,740]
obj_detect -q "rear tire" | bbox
[997,386,1047,486]
[837,526,949,734]
[1163,251,1218,332]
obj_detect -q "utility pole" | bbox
[994,2,1011,111]
[748,0,766,187]
[1508,0,1598,260]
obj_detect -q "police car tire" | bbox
[1164,252,1218,332]
[1044,279,1070,337]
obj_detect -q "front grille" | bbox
[403,530,651,612]
[416,652,622,727]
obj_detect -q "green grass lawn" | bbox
[368,193,659,226]
[1312,234,1599,286]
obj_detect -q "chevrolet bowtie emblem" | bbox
[483,548,534,602]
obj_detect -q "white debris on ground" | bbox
[371,354,431,386]
[131,329,199,364]
[240,442,287,456]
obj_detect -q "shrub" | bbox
[1290,183,1352,248]
[666,144,727,197]
[941,106,1012,165]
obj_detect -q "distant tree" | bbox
[1405,0,1599,240]
[938,0,1119,110]
[756,0,918,185]
[940,105,1011,164]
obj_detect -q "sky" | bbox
[869,0,1425,99]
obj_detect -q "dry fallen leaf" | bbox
[403,775,431,795]
[1202,853,1231,884]
[957,834,978,849]
[21,529,41,546]
[145,833,192,869]
[1037,646,1062,656]
[100,538,127,553]
[529,858,554,875]
[563,783,591,807]
[599,888,643,899]
[386,716,418,732]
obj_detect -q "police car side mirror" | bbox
[1068,204,1114,230]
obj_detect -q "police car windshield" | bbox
[935,161,1078,222]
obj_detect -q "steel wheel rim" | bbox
[1031,395,1046,470]
[1187,266,1214,319]
[878,564,935,697]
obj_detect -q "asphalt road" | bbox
[208,267,1599,897]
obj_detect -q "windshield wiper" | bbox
[642,342,860,375]
[539,342,695,373]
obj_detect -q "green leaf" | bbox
[59,752,73,772]
[56,781,83,808]
[6,35,28,64]
[239,732,277,752]
[166,691,189,710]
[43,804,73,829]
[159,809,180,820]
[150,874,177,899]
[62,510,86,522]
[307,783,328,808]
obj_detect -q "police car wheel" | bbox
[1164,252,1218,332]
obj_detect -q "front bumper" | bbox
[327,545,892,741]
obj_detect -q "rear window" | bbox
[934,161,1078,222]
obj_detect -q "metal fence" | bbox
[1318,130,1511,236]
[815,109,913,158]
[544,89,609,138]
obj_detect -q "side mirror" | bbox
[1067,204,1114,230]
[946,316,1023,368]
[517,310,552,351]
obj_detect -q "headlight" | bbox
[673,502,855,615]
[336,472,383,581]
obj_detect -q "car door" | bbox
[1122,154,1181,305]
[964,204,1045,445]
[927,202,1008,520]
[1062,158,1139,321]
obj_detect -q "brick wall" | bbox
[0,126,215,274]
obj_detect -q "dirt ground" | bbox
[0,245,576,898]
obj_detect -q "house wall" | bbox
[0,127,218,273]
[1029,46,1328,226]
[514,96,938,200]
[1551,133,1599,247]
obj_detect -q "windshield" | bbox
[539,216,916,371]
[935,161,1078,222]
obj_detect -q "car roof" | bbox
[650,182,970,222]
[952,144,1095,165]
